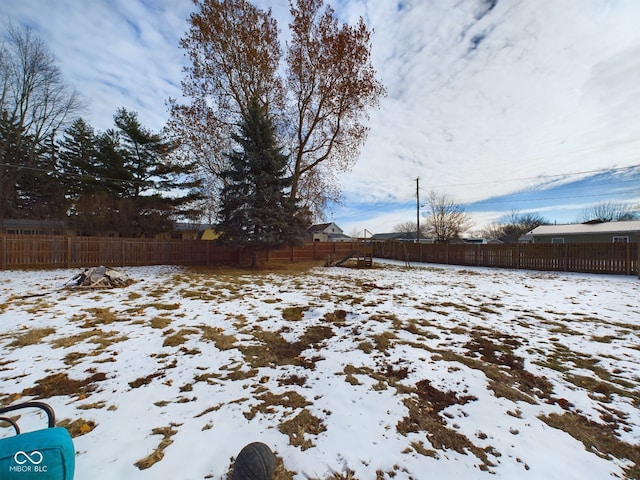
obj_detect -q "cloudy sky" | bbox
[3,0,640,234]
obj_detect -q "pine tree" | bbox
[57,118,99,203]
[218,98,306,265]
[26,133,67,220]
[58,110,203,237]
[0,112,29,221]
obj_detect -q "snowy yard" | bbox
[0,260,639,479]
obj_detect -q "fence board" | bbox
[0,235,637,276]
[372,241,637,276]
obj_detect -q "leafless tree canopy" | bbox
[0,22,83,221]
[168,0,385,221]
[424,190,472,242]
[393,220,430,237]
[0,22,83,152]
[285,0,385,215]
[579,201,638,223]
[480,210,548,242]
[167,0,283,198]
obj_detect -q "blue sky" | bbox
[3,0,640,234]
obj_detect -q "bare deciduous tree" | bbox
[285,0,385,215]
[579,201,638,223]
[168,0,385,220]
[167,0,283,191]
[424,190,472,242]
[480,210,548,242]
[393,221,430,237]
[0,23,82,153]
[0,22,83,221]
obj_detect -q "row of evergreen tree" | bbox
[1,23,309,255]
[2,108,202,237]
[2,101,308,255]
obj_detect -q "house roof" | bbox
[372,232,418,241]
[527,220,640,236]
[327,233,352,240]
[308,222,342,233]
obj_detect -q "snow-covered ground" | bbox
[1,260,638,479]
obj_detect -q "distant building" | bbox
[373,232,440,243]
[0,219,72,236]
[308,222,351,242]
[520,220,640,244]
[158,223,218,240]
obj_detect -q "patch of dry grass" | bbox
[163,327,199,347]
[150,316,172,329]
[244,390,311,421]
[58,417,97,437]
[281,306,308,321]
[50,328,128,351]
[146,302,181,311]
[129,358,177,388]
[540,412,640,478]
[396,379,495,470]
[81,307,120,326]
[17,371,107,399]
[278,409,327,450]
[238,324,331,370]
[198,325,238,350]
[134,423,181,470]
[371,331,397,353]
[7,327,56,347]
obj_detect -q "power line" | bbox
[0,162,165,187]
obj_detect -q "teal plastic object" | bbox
[0,402,75,480]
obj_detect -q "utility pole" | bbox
[416,177,420,244]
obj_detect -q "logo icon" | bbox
[14,451,43,465]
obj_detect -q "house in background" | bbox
[372,231,424,242]
[0,219,73,236]
[308,222,351,242]
[159,223,218,240]
[520,220,640,244]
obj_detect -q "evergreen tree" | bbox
[59,110,203,237]
[218,98,306,265]
[57,118,99,202]
[0,111,30,221]
[25,133,67,220]
[0,113,62,220]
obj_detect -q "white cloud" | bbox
[3,0,192,132]
[342,0,640,209]
[3,0,640,232]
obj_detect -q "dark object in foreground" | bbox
[0,401,75,480]
[232,442,275,480]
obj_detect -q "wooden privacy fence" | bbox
[0,235,356,270]
[0,235,637,276]
[373,241,639,276]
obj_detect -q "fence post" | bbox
[66,236,72,268]
[1,235,5,270]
